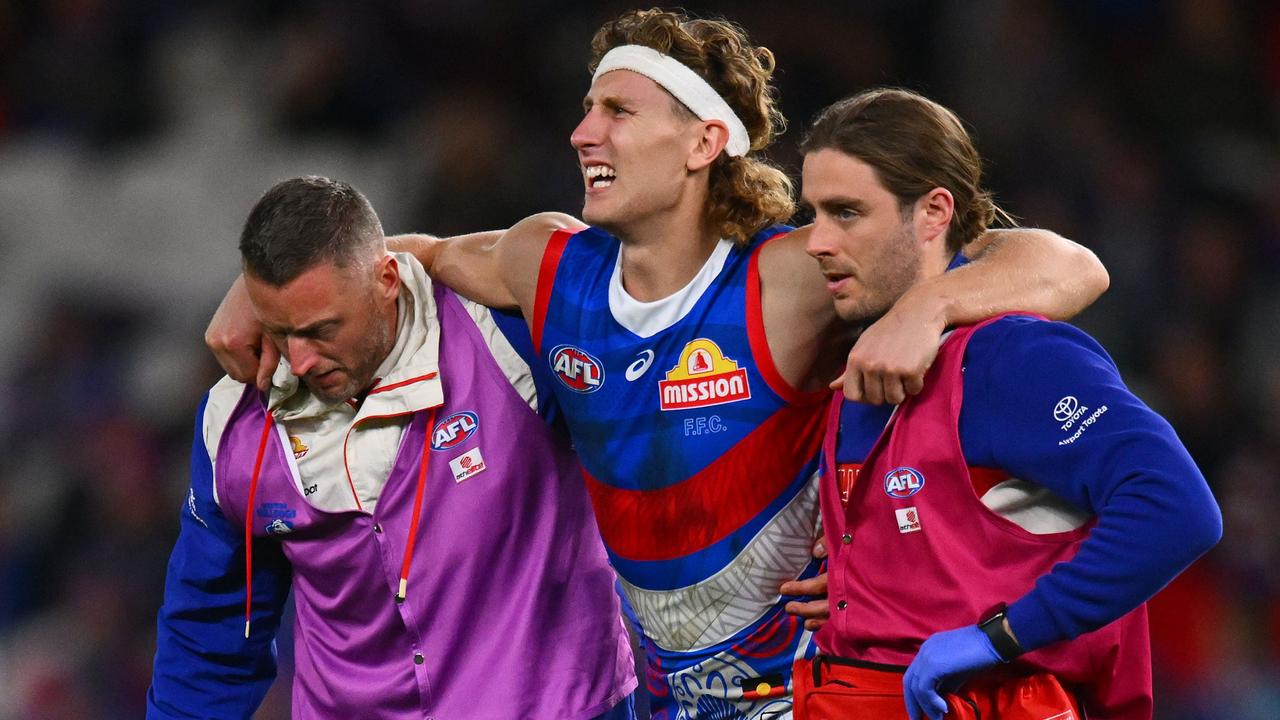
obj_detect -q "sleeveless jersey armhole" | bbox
[746,231,830,405]
[531,229,573,353]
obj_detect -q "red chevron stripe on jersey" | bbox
[583,399,825,561]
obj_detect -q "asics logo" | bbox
[625,350,655,382]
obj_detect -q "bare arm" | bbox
[386,210,582,310]
[757,228,851,393]
[842,228,1109,404]
[386,231,503,302]
[920,227,1109,325]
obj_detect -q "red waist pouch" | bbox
[793,655,1081,720]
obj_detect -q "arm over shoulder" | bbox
[834,227,1107,405]
[389,212,583,312]
[957,227,1109,322]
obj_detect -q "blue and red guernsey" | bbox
[532,225,828,719]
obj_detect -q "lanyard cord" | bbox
[396,407,438,603]
[243,411,275,638]
[243,405,439,632]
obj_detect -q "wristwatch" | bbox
[978,603,1024,662]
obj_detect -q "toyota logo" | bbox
[1053,396,1079,422]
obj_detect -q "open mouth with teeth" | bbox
[585,164,616,189]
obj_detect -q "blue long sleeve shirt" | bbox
[146,395,292,719]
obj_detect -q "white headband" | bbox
[593,44,751,157]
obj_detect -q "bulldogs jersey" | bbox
[530,226,828,719]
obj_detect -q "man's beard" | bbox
[307,298,394,405]
[839,223,923,325]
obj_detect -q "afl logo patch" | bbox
[884,467,925,498]
[549,344,605,393]
[431,411,478,451]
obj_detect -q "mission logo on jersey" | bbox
[658,338,752,411]
[549,344,605,393]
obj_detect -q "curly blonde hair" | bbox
[589,8,794,245]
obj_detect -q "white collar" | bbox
[608,238,734,338]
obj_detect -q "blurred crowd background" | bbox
[0,0,1277,717]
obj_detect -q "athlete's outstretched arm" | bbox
[933,227,1109,322]
[203,233,510,389]
[206,212,579,389]
[840,228,1109,404]
[387,211,581,311]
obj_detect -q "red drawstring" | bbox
[242,405,437,630]
[396,408,437,602]
[244,412,275,638]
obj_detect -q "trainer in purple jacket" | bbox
[147,176,637,719]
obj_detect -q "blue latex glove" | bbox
[903,625,1002,720]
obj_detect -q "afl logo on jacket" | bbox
[884,467,926,498]
[549,344,605,393]
[431,411,479,451]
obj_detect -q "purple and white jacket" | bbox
[148,255,636,719]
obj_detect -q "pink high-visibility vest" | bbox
[816,316,1152,719]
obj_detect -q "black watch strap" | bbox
[978,604,1023,662]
